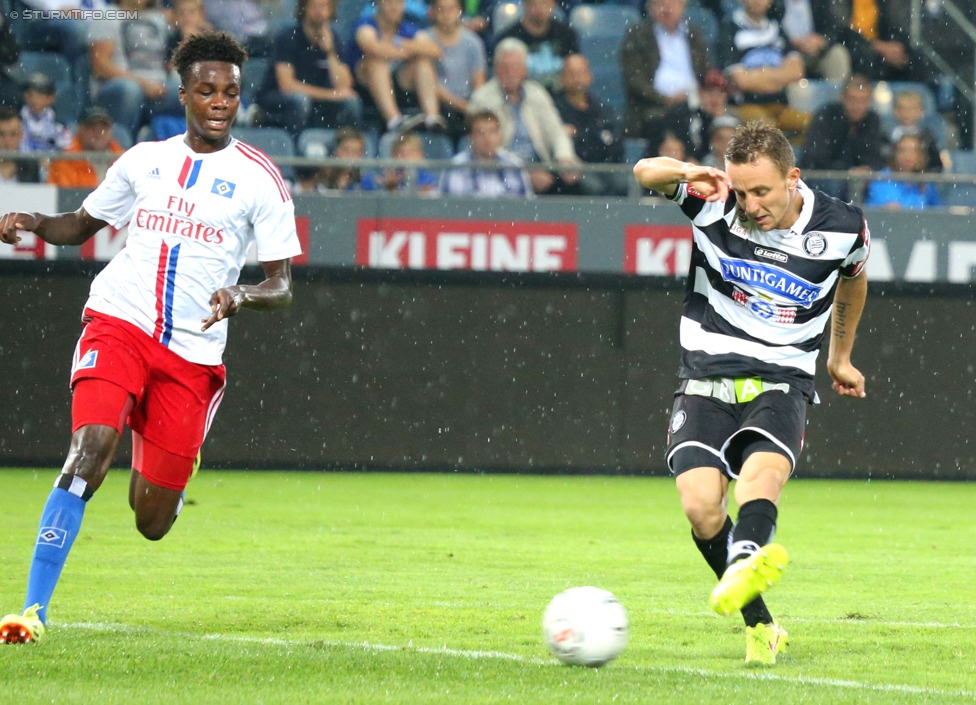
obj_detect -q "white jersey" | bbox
[82,134,302,365]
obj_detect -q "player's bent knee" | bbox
[135,514,174,541]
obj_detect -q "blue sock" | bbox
[25,475,91,624]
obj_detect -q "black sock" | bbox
[694,515,773,628]
[730,499,778,627]
[728,498,778,564]
[693,516,733,580]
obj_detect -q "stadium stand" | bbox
[787,79,841,116]
[623,137,648,165]
[378,130,454,160]
[946,149,976,207]
[18,51,82,123]
[684,1,720,58]
[297,127,337,158]
[241,57,270,109]
[568,4,640,118]
[232,125,296,179]
[493,1,522,38]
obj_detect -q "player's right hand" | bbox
[0,212,37,245]
[687,166,731,203]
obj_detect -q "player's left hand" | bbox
[827,359,866,398]
[201,287,244,331]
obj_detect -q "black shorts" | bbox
[665,386,808,479]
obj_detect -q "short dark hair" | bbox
[0,106,20,123]
[171,31,248,84]
[466,109,499,132]
[724,120,795,175]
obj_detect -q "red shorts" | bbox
[70,311,226,486]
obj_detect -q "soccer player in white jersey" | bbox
[633,120,869,665]
[0,32,302,645]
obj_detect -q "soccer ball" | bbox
[542,586,629,667]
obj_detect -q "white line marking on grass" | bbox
[61,621,976,700]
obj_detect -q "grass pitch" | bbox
[2,469,975,704]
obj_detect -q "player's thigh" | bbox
[129,353,225,491]
[666,393,739,478]
[70,313,148,430]
[725,389,807,475]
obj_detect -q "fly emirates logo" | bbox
[134,195,225,245]
[357,218,578,272]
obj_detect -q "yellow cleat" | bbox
[745,622,789,665]
[0,604,46,644]
[190,451,201,480]
[710,543,789,616]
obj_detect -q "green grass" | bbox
[2,470,975,704]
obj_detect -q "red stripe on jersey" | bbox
[234,142,291,202]
[177,156,192,189]
[153,242,170,341]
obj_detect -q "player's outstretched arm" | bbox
[827,269,868,398]
[632,157,730,202]
[0,208,108,247]
[201,258,294,331]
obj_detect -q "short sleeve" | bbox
[250,188,303,262]
[840,217,870,278]
[81,148,136,227]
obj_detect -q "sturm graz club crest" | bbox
[802,231,827,257]
[670,410,687,433]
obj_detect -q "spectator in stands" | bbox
[469,37,581,195]
[619,0,709,138]
[0,14,21,108]
[257,0,362,136]
[0,108,40,183]
[441,109,534,197]
[553,53,624,196]
[700,113,740,168]
[886,89,944,173]
[12,0,100,65]
[88,0,184,136]
[428,0,488,146]
[865,132,942,210]
[777,0,850,83]
[800,74,885,199]
[320,127,368,190]
[716,0,808,137]
[20,74,72,152]
[495,0,579,93]
[166,0,214,59]
[351,0,446,135]
[813,0,932,85]
[651,67,736,163]
[46,106,124,189]
[204,0,271,56]
[363,131,440,194]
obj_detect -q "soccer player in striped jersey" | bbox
[633,120,869,664]
[0,32,302,644]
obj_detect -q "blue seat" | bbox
[377,131,454,160]
[18,50,82,122]
[569,4,640,41]
[493,1,522,37]
[788,79,842,115]
[945,149,976,207]
[623,137,648,165]
[297,127,337,158]
[569,5,639,118]
[232,126,296,179]
[241,57,269,108]
[683,4,719,57]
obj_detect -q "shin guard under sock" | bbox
[24,474,92,624]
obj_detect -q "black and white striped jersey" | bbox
[670,179,870,398]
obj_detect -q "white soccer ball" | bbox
[542,586,629,667]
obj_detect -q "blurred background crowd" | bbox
[0,0,973,205]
